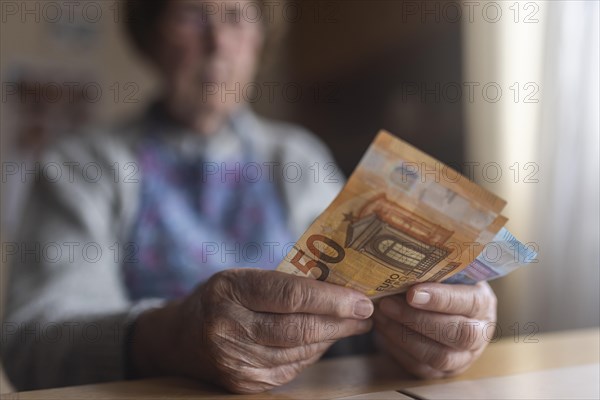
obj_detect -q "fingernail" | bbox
[354,299,374,318]
[412,291,431,305]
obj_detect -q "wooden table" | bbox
[6,328,599,399]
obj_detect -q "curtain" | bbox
[464,0,599,333]
[528,0,599,331]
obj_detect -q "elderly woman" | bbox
[1,0,497,393]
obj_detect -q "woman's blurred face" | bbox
[156,0,265,134]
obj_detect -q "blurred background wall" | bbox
[1,0,598,393]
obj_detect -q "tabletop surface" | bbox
[6,328,599,400]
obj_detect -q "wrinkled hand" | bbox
[131,269,374,393]
[373,282,497,379]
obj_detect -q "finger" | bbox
[378,296,488,351]
[232,341,332,368]
[250,313,373,347]
[267,351,324,387]
[374,332,445,379]
[229,269,374,319]
[406,281,497,319]
[221,350,324,394]
[265,341,332,366]
[373,311,474,373]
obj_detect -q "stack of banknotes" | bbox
[277,130,537,298]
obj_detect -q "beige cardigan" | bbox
[1,109,344,390]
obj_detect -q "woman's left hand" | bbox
[373,281,497,379]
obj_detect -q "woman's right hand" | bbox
[130,268,374,393]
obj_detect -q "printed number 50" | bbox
[290,234,345,281]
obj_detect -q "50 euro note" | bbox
[276,130,536,299]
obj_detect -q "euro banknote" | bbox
[276,130,535,298]
[443,227,537,285]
